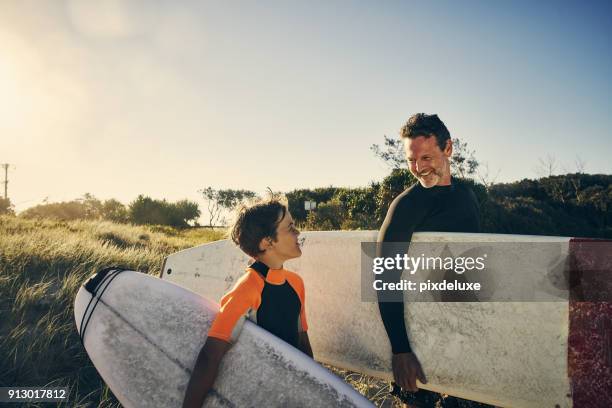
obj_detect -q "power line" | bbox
[1,163,10,200]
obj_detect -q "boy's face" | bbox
[267,210,302,261]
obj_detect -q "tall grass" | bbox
[1,216,471,407]
[0,216,224,407]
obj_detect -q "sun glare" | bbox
[0,56,27,133]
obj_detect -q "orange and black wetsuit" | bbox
[208,261,308,349]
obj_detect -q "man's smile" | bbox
[419,169,437,177]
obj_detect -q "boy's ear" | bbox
[258,237,273,252]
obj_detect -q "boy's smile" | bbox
[273,210,302,258]
[260,209,302,268]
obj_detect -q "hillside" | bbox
[0,216,224,407]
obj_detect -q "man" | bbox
[377,113,481,394]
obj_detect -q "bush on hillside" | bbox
[291,172,611,238]
[0,197,14,215]
[20,194,201,228]
[286,187,338,224]
[128,195,200,228]
[20,194,125,222]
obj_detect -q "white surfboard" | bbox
[74,269,373,408]
[160,231,604,408]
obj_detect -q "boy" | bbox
[182,199,313,408]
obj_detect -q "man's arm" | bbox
[377,187,429,391]
[182,337,231,408]
[377,188,424,353]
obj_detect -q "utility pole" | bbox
[1,163,9,199]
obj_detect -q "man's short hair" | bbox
[230,199,287,258]
[400,113,451,151]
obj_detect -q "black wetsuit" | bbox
[377,179,481,353]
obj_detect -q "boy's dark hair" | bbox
[400,113,451,151]
[230,199,287,258]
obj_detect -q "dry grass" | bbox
[0,216,223,407]
[1,215,481,407]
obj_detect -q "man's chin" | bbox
[418,177,439,188]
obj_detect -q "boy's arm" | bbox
[182,337,231,408]
[298,331,314,358]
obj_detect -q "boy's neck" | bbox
[256,255,284,270]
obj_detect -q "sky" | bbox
[1,0,611,214]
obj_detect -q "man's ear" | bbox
[258,237,273,253]
[444,139,453,157]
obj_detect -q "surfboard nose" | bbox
[83,266,128,295]
[74,267,129,345]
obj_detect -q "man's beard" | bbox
[417,168,442,188]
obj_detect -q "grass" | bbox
[0,216,224,407]
[0,215,484,407]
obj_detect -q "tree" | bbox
[172,200,201,226]
[476,162,501,191]
[371,135,479,178]
[0,197,14,215]
[286,187,338,223]
[374,168,415,224]
[128,195,200,227]
[101,199,129,223]
[534,154,558,177]
[334,187,379,229]
[199,187,257,227]
[583,184,611,230]
[370,135,405,169]
[128,195,166,225]
[20,199,94,220]
[78,193,104,219]
[304,198,346,231]
[450,138,479,178]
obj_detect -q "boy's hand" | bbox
[182,337,231,408]
[298,331,314,358]
[392,352,427,392]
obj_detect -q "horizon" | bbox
[9,169,611,215]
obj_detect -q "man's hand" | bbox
[392,352,427,392]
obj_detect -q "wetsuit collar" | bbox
[249,261,286,284]
[249,260,269,277]
[417,176,456,193]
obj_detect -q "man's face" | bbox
[404,135,452,188]
[269,210,302,260]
